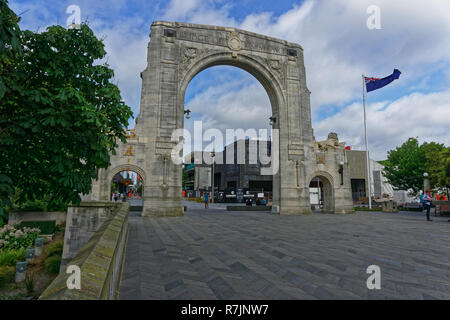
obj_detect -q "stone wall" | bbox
[8,211,67,226]
[84,21,355,215]
[39,202,130,300]
[61,201,121,269]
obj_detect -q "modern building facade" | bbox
[183,140,273,197]
[183,143,407,204]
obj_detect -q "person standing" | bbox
[423,189,433,221]
[204,192,209,209]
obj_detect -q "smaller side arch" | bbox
[306,170,335,188]
[106,164,146,200]
[307,171,335,213]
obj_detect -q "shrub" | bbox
[0,266,15,287]
[54,224,65,233]
[398,207,422,212]
[354,206,382,211]
[0,224,40,251]
[20,221,55,234]
[14,200,46,212]
[45,255,61,274]
[0,248,26,267]
[25,274,35,294]
[9,196,69,212]
[44,240,63,260]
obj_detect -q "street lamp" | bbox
[269,116,276,126]
[184,109,191,119]
[338,161,344,185]
[210,151,215,203]
[423,172,430,193]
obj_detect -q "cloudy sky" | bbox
[10,0,450,160]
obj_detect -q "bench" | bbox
[435,204,450,216]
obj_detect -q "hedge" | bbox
[19,221,56,234]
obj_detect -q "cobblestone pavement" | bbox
[119,202,450,300]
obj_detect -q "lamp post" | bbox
[269,116,276,126]
[423,172,430,193]
[210,151,215,203]
[184,109,191,119]
[339,161,344,185]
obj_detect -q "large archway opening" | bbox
[111,170,144,201]
[108,165,146,212]
[309,175,334,213]
[181,64,275,206]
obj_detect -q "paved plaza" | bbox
[119,201,450,300]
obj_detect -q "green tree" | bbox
[423,141,445,188]
[0,0,22,98]
[0,5,133,210]
[0,0,22,224]
[436,147,450,198]
[383,138,427,195]
[383,137,447,197]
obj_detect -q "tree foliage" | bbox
[0,0,22,98]
[383,137,446,196]
[0,2,133,211]
[436,147,450,196]
[0,0,22,223]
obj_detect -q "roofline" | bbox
[151,20,303,51]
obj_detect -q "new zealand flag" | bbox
[365,69,401,92]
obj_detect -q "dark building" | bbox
[183,141,398,204]
[182,140,273,201]
[214,139,272,192]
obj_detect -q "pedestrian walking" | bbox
[204,192,209,209]
[422,189,433,221]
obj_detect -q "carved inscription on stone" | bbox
[178,30,228,47]
[177,29,286,55]
[243,36,285,55]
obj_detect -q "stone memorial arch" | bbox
[85,21,354,216]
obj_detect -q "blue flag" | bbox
[365,69,401,92]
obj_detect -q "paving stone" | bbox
[119,203,450,300]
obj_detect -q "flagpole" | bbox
[362,74,372,209]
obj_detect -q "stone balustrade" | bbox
[39,201,130,300]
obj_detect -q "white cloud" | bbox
[174,0,450,156]
[312,90,450,160]
[89,17,149,124]
[233,0,450,112]
[13,0,450,155]
[184,75,272,152]
[163,0,237,26]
